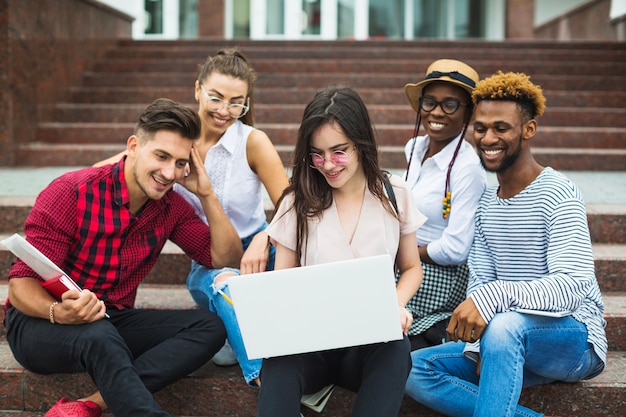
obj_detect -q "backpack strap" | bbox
[383,173,398,214]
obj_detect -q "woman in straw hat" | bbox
[402,59,487,350]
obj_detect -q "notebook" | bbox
[514,308,571,318]
[0,233,83,298]
[228,254,403,360]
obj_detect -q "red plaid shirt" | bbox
[7,159,213,310]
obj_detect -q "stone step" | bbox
[78,71,626,91]
[66,87,626,108]
[3,258,625,350]
[0,236,625,299]
[0,282,625,348]
[1,348,624,416]
[0,350,624,417]
[45,103,626,129]
[33,120,626,148]
[374,144,626,172]
[105,39,626,62]
[92,57,626,76]
[30,113,626,147]
[0,281,623,416]
[0,235,191,286]
[17,141,626,171]
[1,197,624,245]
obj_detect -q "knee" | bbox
[481,312,526,351]
[186,267,238,310]
[405,348,432,401]
[79,321,132,357]
[196,309,227,339]
[214,270,238,286]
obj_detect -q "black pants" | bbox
[408,317,450,351]
[257,336,411,417]
[5,307,226,417]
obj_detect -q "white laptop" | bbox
[228,254,403,359]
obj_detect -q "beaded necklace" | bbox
[405,112,468,219]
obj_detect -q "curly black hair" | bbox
[472,71,546,120]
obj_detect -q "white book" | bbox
[515,308,571,318]
[1,233,82,296]
[301,384,336,413]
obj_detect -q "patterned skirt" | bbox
[405,262,469,335]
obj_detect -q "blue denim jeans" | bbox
[186,222,274,385]
[406,312,604,417]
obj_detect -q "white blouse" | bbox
[404,134,486,265]
[174,120,266,238]
[267,174,426,266]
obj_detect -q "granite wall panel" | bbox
[535,0,618,40]
[198,0,224,37]
[0,0,132,166]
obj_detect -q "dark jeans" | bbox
[408,317,450,351]
[257,336,411,417]
[5,307,226,417]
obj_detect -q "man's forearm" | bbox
[199,193,242,268]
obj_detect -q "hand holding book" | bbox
[1,233,109,318]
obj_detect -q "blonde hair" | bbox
[472,71,546,119]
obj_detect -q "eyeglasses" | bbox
[199,84,249,119]
[418,96,466,115]
[309,147,356,168]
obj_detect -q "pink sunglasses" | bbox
[309,147,356,168]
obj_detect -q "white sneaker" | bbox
[211,340,238,366]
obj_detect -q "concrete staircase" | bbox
[1,39,625,416]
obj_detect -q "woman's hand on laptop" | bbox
[399,305,413,335]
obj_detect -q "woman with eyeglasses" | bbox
[257,85,425,417]
[402,59,487,351]
[94,49,289,388]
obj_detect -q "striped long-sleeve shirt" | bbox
[467,167,607,367]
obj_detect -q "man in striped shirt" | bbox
[406,71,607,417]
[5,99,243,417]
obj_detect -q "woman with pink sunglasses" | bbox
[257,85,425,417]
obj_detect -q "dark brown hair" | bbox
[135,98,201,142]
[277,85,396,263]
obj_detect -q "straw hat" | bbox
[404,59,479,112]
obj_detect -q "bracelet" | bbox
[49,301,59,324]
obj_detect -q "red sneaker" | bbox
[44,397,102,417]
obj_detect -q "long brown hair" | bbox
[276,85,397,263]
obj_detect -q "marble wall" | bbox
[0,0,132,166]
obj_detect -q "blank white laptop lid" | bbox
[228,254,403,359]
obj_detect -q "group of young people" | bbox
[3,47,606,417]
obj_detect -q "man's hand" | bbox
[447,298,487,342]
[177,146,214,198]
[56,289,107,324]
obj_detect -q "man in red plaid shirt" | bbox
[5,98,243,417]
